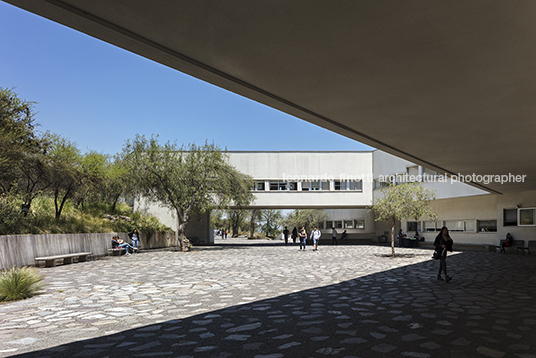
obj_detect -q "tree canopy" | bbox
[373,182,437,257]
[281,209,328,233]
[123,135,253,250]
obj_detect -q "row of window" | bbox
[323,220,365,230]
[504,207,535,226]
[408,220,497,233]
[253,180,363,192]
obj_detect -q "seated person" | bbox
[500,233,514,253]
[341,230,347,240]
[111,235,134,254]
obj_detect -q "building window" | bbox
[336,180,363,191]
[355,220,365,229]
[503,208,517,226]
[464,220,476,232]
[302,181,329,191]
[333,220,343,229]
[444,220,464,232]
[478,220,497,232]
[344,220,354,229]
[407,221,421,232]
[325,221,333,229]
[269,181,287,191]
[288,182,297,191]
[424,221,440,232]
[518,208,536,226]
[252,181,265,191]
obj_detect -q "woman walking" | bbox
[298,227,307,251]
[434,226,453,282]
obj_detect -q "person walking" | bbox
[311,227,321,251]
[298,227,307,251]
[434,226,453,282]
[283,226,290,245]
[331,227,338,245]
[291,227,298,244]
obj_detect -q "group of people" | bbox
[281,226,347,251]
[111,229,140,255]
[216,229,228,239]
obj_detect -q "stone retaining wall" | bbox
[0,231,175,269]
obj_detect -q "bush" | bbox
[0,267,45,302]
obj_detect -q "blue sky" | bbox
[0,2,374,156]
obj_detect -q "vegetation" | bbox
[0,266,45,302]
[281,209,328,233]
[0,88,170,235]
[373,182,437,257]
[122,135,253,251]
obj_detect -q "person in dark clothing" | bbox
[283,226,290,245]
[434,227,453,282]
[500,233,514,253]
[291,227,298,244]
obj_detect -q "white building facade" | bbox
[137,150,536,247]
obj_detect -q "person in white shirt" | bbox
[331,227,338,245]
[311,227,321,251]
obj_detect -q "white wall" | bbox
[496,190,536,246]
[228,151,374,208]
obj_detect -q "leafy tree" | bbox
[44,132,83,221]
[103,155,130,213]
[373,182,437,257]
[228,208,247,237]
[0,88,43,195]
[248,209,261,239]
[123,135,253,251]
[260,209,283,238]
[281,209,328,233]
[75,151,108,208]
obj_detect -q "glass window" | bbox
[335,181,344,190]
[464,220,476,232]
[344,220,354,229]
[321,181,329,190]
[350,180,363,191]
[269,181,287,191]
[407,221,421,232]
[355,220,365,229]
[326,221,333,229]
[254,181,265,191]
[334,220,343,229]
[288,182,297,191]
[478,220,497,232]
[518,208,535,226]
[424,221,439,232]
[445,220,464,232]
[503,209,517,226]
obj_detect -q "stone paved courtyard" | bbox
[1,237,536,357]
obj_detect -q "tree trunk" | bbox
[391,221,396,257]
[176,210,190,252]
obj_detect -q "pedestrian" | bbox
[341,230,347,240]
[331,227,338,245]
[311,227,321,251]
[128,228,140,252]
[299,227,307,250]
[283,226,290,245]
[291,227,298,244]
[434,226,453,282]
[397,229,405,247]
[224,229,228,240]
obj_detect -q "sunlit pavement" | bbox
[1,237,535,357]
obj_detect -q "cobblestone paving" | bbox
[1,238,536,357]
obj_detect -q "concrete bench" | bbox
[108,248,126,256]
[495,240,524,254]
[35,252,92,267]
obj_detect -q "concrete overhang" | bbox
[5,0,536,194]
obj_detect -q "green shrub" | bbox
[0,267,45,302]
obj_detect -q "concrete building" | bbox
[136,150,536,248]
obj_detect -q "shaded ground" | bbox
[1,237,535,357]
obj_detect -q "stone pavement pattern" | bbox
[1,238,536,357]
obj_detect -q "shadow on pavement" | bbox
[9,251,536,358]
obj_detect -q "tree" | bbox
[0,88,43,195]
[123,135,253,251]
[260,209,282,238]
[281,209,328,233]
[373,182,437,257]
[44,132,83,221]
[227,208,247,237]
[103,155,130,213]
[248,209,261,239]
